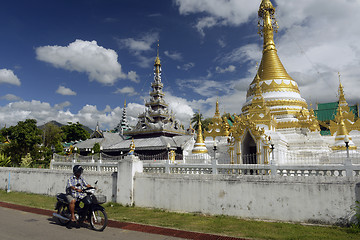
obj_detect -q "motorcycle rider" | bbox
[66,165,92,222]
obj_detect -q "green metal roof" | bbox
[317,102,338,110]
[315,101,359,122]
[320,130,331,136]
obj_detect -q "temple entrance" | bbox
[241,131,257,164]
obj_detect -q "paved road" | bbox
[0,207,185,240]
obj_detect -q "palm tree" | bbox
[191,112,212,132]
[191,112,204,132]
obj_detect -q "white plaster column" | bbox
[116,155,143,206]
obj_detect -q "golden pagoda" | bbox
[192,119,208,154]
[332,109,357,151]
[246,72,277,131]
[204,99,230,140]
[242,0,308,129]
[330,74,360,135]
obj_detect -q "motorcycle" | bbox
[53,183,108,231]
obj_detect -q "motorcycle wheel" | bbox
[57,205,70,226]
[90,209,108,231]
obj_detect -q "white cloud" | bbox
[36,39,126,85]
[118,32,159,53]
[195,17,219,37]
[218,38,226,48]
[127,71,140,83]
[0,69,21,86]
[54,101,71,110]
[163,92,194,125]
[118,34,159,68]
[177,62,195,71]
[56,85,77,96]
[216,65,236,74]
[220,44,261,65]
[0,99,143,130]
[117,32,159,68]
[176,78,233,97]
[117,32,166,68]
[114,87,138,96]
[174,0,259,36]
[189,0,360,107]
[164,50,182,61]
[267,0,360,105]
[116,32,159,68]
[2,94,22,101]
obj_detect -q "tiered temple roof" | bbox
[124,48,186,138]
[114,100,132,134]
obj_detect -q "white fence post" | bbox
[165,159,170,173]
[270,159,277,176]
[50,154,54,170]
[344,157,353,177]
[97,159,102,172]
[116,155,143,206]
[212,157,218,175]
[72,156,76,170]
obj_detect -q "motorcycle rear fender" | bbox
[55,201,64,210]
[56,193,68,204]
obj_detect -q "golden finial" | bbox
[215,98,220,118]
[154,40,161,67]
[255,0,292,81]
[124,99,127,108]
[157,40,160,58]
[337,72,346,104]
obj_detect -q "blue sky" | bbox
[0,0,360,130]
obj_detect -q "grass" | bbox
[1,190,360,240]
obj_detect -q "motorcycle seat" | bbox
[56,193,69,203]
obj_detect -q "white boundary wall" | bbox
[134,173,360,224]
[1,156,360,224]
[0,167,117,202]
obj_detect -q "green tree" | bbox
[20,153,33,168]
[3,119,42,166]
[61,122,90,142]
[0,153,11,167]
[190,112,212,132]
[43,123,63,148]
[191,112,204,132]
[92,142,101,154]
[54,142,64,153]
[202,118,213,132]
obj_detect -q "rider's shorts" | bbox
[66,194,76,203]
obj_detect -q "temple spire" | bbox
[215,98,220,118]
[242,0,308,129]
[258,0,277,53]
[332,108,357,151]
[256,0,292,81]
[192,118,208,154]
[125,44,186,137]
[114,99,132,134]
[338,72,347,106]
[154,41,161,74]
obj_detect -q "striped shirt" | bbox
[66,175,89,199]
